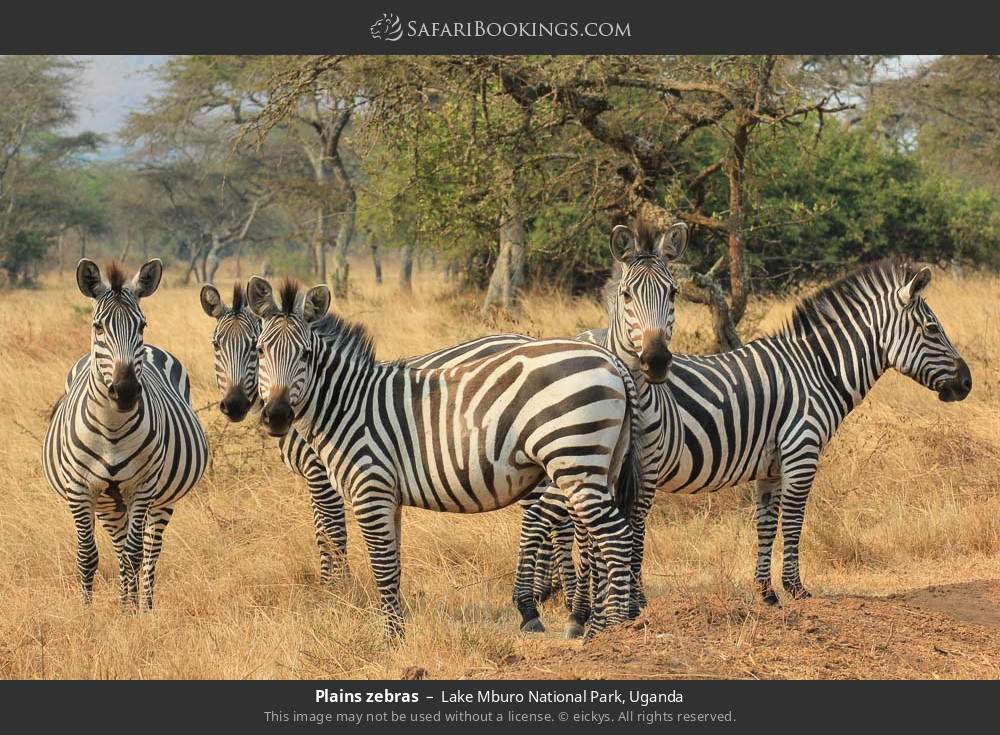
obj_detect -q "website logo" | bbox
[370,13,404,41]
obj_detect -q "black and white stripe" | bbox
[201,282,536,583]
[246,277,643,639]
[534,260,973,605]
[43,259,208,608]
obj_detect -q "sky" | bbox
[65,55,938,152]
[66,55,169,142]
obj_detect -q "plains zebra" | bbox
[514,220,688,636]
[528,259,972,606]
[43,260,209,608]
[247,277,643,639]
[201,281,532,582]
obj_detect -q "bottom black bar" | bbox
[1,680,995,732]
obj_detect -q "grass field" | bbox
[0,257,997,679]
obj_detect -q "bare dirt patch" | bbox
[488,581,1000,680]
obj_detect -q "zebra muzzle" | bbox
[108,362,141,411]
[639,332,672,384]
[261,389,293,436]
[220,387,251,422]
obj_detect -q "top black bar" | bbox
[2,1,998,54]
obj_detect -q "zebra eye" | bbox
[138,322,146,334]
[621,290,633,303]
[93,323,104,336]
[257,347,264,357]
[925,322,940,336]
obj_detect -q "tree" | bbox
[0,55,100,285]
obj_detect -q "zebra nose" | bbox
[220,388,250,422]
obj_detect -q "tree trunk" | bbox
[371,241,383,285]
[482,170,526,314]
[331,190,355,299]
[726,120,751,326]
[399,239,414,292]
[313,204,327,281]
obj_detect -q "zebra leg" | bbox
[565,488,632,640]
[97,506,129,606]
[121,499,151,610]
[69,498,98,604]
[779,465,817,600]
[565,522,591,639]
[512,493,561,633]
[306,466,348,583]
[532,537,555,604]
[754,478,782,605]
[356,497,405,640]
[552,517,576,610]
[140,506,175,611]
[281,433,348,583]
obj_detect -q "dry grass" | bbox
[0,257,997,679]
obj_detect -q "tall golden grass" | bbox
[0,257,997,679]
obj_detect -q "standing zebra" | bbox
[201,282,533,582]
[514,220,688,636]
[528,260,972,606]
[201,282,348,583]
[43,260,208,608]
[247,277,643,639]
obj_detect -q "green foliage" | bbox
[1,231,48,285]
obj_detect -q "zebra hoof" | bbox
[520,617,545,634]
[564,621,585,639]
[762,591,781,606]
[786,585,812,600]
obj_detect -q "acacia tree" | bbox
[485,55,851,348]
[0,55,101,285]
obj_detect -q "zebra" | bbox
[43,259,209,608]
[526,259,973,607]
[513,220,689,636]
[201,281,535,583]
[201,282,348,583]
[246,277,644,639]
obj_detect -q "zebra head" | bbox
[200,282,261,422]
[76,258,162,412]
[607,220,688,384]
[247,277,330,437]
[887,266,972,402]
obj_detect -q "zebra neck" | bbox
[796,312,887,412]
[85,364,143,432]
[604,313,641,374]
[294,350,382,450]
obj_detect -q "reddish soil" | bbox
[482,580,1000,680]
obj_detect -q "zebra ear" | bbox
[303,285,331,323]
[200,284,225,318]
[76,259,107,299]
[898,266,932,306]
[610,225,637,262]
[656,222,688,261]
[131,259,163,299]
[247,276,279,318]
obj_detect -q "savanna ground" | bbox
[0,257,998,680]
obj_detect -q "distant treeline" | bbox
[1,55,997,347]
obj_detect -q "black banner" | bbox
[1,680,995,731]
[0,1,997,53]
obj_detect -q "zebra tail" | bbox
[613,361,643,524]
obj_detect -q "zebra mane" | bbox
[105,261,128,292]
[274,279,379,365]
[311,311,379,367]
[279,278,299,316]
[232,282,246,313]
[780,259,917,338]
